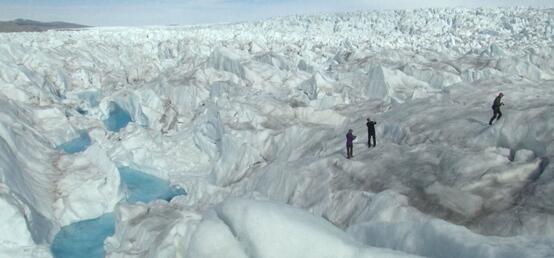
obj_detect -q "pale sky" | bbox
[0,0,553,26]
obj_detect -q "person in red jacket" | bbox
[346,129,356,159]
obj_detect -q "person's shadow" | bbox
[466,118,492,135]
[467,117,488,126]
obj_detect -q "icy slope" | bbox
[106,198,421,258]
[0,6,553,258]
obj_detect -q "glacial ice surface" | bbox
[0,6,554,258]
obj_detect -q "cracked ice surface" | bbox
[1,7,554,258]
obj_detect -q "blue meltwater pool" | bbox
[51,167,185,258]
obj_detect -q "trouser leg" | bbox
[346,145,349,158]
[489,110,498,125]
[371,134,376,147]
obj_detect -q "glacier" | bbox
[0,6,553,258]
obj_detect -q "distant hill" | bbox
[0,19,89,33]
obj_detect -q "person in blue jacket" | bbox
[346,129,356,159]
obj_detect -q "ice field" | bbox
[0,7,553,258]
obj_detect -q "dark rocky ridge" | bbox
[0,19,89,32]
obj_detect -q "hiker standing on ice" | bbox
[346,129,356,159]
[489,93,504,125]
[366,118,377,148]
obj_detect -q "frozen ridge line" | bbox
[0,6,553,258]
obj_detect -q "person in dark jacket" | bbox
[346,129,356,159]
[489,93,504,125]
[366,118,377,147]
